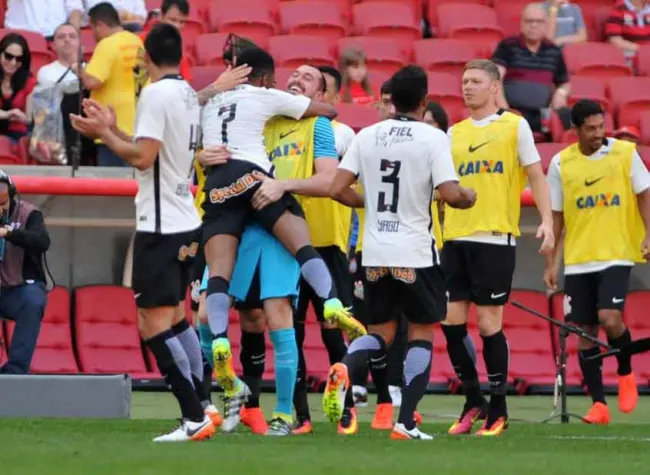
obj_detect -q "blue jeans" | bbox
[0,283,47,374]
[97,144,128,167]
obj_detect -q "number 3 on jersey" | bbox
[377,159,401,212]
[218,104,237,144]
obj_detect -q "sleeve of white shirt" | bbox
[335,123,356,157]
[631,151,650,194]
[517,118,541,167]
[263,88,311,120]
[430,129,459,187]
[339,134,361,176]
[134,88,166,142]
[547,154,563,211]
[65,0,84,13]
[132,0,148,18]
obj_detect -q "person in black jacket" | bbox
[0,170,50,374]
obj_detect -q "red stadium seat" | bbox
[273,67,295,91]
[536,142,565,173]
[337,103,378,132]
[209,0,280,23]
[509,351,557,386]
[560,114,614,144]
[427,0,492,35]
[79,29,96,62]
[269,35,334,68]
[338,37,411,74]
[504,289,550,329]
[638,146,650,168]
[426,72,463,122]
[194,33,232,66]
[303,348,330,380]
[563,42,632,79]
[436,3,503,55]
[73,285,159,379]
[358,0,422,22]
[352,3,421,44]
[608,77,650,129]
[589,6,612,43]
[494,2,526,38]
[508,327,553,353]
[189,65,226,91]
[569,76,609,110]
[636,45,650,77]
[0,322,7,367]
[414,39,479,80]
[279,1,347,44]
[303,321,323,349]
[208,2,276,41]
[0,136,21,165]
[367,70,391,93]
[4,287,78,374]
[624,290,650,329]
[640,111,650,146]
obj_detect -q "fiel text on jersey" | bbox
[458,160,504,176]
[375,126,414,147]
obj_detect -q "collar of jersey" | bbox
[160,73,184,81]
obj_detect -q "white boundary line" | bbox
[542,435,650,442]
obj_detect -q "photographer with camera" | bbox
[0,171,50,374]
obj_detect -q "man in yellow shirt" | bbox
[544,100,650,424]
[441,59,554,437]
[75,2,142,166]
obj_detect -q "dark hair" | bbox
[571,99,604,128]
[380,79,392,96]
[144,23,182,68]
[308,65,326,93]
[162,0,189,16]
[237,47,275,80]
[425,102,449,132]
[390,65,427,114]
[318,66,342,92]
[88,2,121,27]
[0,33,32,96]
[222,34,261,66]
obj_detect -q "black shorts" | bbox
[188,226,206,311]
[365,265,447,325]
[132,229,199,309]
[441,240,516,306]
[564,266,631,325]
[201,159,304,243]
[294,246,354,323]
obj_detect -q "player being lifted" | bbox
[545,100,649,424]
[441,59,554,437]
[200,47,365,408]
[326,65,476,440]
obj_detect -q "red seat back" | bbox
[5,286,78,374]
[73,285,148,374]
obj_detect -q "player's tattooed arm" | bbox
[436,181,476,209]
[197,65,252,105]
[330,169,364,208]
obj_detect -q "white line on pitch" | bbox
[543,435,650,442]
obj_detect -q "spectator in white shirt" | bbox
[36,24,80,87]
[4,0,83,40]
[85,0,147,31]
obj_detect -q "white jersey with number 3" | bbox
[201,84,311,173]
[134,77,201,234]
[339,117,459,268]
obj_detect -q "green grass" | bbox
[2,393,650,475]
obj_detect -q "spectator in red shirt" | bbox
[339,47,376,106]
[605,0,650,60]
[0,33,36,142]
[139,0,192,81]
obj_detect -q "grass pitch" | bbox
[2,392,650,475]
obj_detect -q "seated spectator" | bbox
[340,47,376,106]
[4,0,83,40]
[614,125,641,144]
[544,0,587,46]
[423,101,449,132]
[492,3,571,133]
[36,24,80,87]
[74,2,142,166]
[0,34,36,142]
[605,0,650,62]
[86,0,147,32]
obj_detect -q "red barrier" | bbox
[11,176,536,205]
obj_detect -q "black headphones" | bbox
[0,169,16,201]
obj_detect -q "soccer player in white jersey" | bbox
[71,23,216,443]
[325,65,477,440]
[200,47,365,408]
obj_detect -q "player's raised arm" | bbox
[330,134,364,208]
[301,100,337,119]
